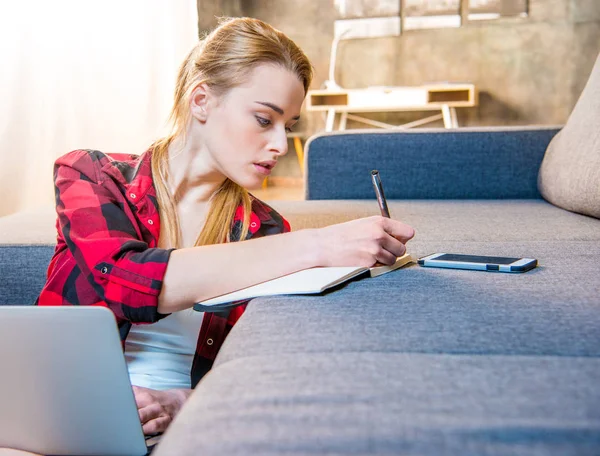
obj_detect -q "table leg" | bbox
[293,136,304,173]
[325,109,336,132]
[339,112,348,130]
[441,105,452,129]
[449,107,459,128]
[441,105,460,128]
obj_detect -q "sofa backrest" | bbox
[0,209,56,305]
[0,245,54,305]
[304,126,560,200]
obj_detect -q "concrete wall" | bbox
[197,0,243,34]
[198,0,600,127]
[335,0,600,128]
[196,0,600,176]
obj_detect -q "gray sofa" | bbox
[2,57,600,454]
[152,55,600,455]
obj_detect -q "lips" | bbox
[255,160,277,170]
[253,160,277,176]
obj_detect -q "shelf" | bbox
[307,84,477,112]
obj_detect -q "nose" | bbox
[269,128,288,156]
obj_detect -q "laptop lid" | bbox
[0,306,148,456]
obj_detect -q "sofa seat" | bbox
[2,199,599,305]
[3,199,599,247]
[276,199,600,242]
[213,241,600,363]
[159,353,599,456]
[155,198,600,456]
[3,199,599,456]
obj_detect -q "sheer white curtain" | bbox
[0,0,198,216]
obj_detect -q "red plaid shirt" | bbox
[37,149,290,387]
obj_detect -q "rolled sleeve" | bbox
[95,245,173,323]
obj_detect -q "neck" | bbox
[166,135,226,205]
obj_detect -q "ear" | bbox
[190,83,210,122]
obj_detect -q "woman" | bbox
[37,17,415,435]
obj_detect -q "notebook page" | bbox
[197,266,366,307]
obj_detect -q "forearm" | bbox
[158,228,320,313]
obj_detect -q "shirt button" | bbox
[130,193,136,199]
[206,338,214,346]
[101,266,108,274]
[148,219,154,225]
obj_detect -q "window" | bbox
[333,0,528,39]
[468,0,528,20]
[404,0,461,31]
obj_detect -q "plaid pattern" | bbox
[37,149,290,387]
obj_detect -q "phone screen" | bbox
[435,254,520,264]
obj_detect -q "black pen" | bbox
[371,170,390,218]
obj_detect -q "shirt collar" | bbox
[103,150,281,236]
[100,150,156,203]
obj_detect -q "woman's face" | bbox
[201,63,306,189]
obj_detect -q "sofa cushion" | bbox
[214,200,600,363]
[272,200,600,241]
[156,198,600,454]
[156,353,600,456]
[215,239,600,365]
[538,52,600,219]
[0,207,57,245]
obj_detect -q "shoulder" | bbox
[232,195,291,240]
[249,196,291,234]
[54,150,143,184]
[53,150,112,185]
[55,148,108,169]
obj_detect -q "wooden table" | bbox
[306,83,477,131]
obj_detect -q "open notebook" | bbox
[193,253,415,311]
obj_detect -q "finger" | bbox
[374,245,399,266]
[380,234,407,259]
[142,415,171,435]
[138,404,163,424]
[382,218,415,244]
[132,386,154,409]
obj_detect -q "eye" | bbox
[285,126,294,133]
[255,116,271,128]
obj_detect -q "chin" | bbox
[245,179,265,190]
[229,173,264,190]
[244,169,271,190]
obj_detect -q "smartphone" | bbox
[418,253,537,273]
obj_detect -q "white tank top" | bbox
[124,309,205,390]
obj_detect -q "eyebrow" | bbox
[255,101,301,120]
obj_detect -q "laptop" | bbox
[0,306,153,456]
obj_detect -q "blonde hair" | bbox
[151,17,313,248]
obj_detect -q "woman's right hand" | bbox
[159,215,415,314]
[315,216,415,268]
